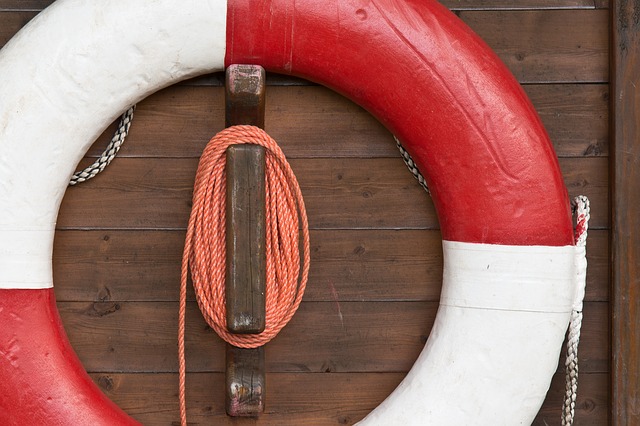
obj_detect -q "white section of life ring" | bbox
[0,0,227,290]
[360,241,584,425]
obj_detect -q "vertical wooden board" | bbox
[442,0,609,8]
[226,346,265,416]
[226,145,267,334]
[611,1,640,424]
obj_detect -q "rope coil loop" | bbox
[178,125,310,425]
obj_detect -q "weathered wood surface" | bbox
[226,346,265,416]
[224,64,268,416]
[60,301,608,375]
[76,84,608,160]
[226,145,267,333]
[53,229,609,303]
[87,372,608,425]
[611,0,640,424]
[225,65,267,334]
[57,157,609,230]
[0,2,610,425]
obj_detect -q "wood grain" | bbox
[0,11,35,46]
[80,84,608,160]
[59,301,608,374]
[56,157,609,230]
[460,10,608,83]
[52,229,609,303]
[87,371,608,425]
[611,0,640,424]
[226,346,265,416]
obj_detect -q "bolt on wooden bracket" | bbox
[224,64,267,417]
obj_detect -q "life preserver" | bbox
[0,0,584,424]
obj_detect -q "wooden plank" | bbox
[460,10,608,83]
[92,84,607,160]
[0,10,607,83]
[52,229,609,303]
[225,147,267,332]
[445,0,609,8]
[224,64,268,416]
[226,346,265,416]
[611,1,640,424]
[534,372,609,425]
[0,1,52,11]
[87,371,608,425]
[57,157,609,230]
[58,301,608,374]
[225,65,267,334]
[524,84,609,157]
[225,64,266,128]
[0,11,35,46]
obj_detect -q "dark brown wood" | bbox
[82,84,608,160]
[52,229,610,303]
[86,371,608,425]
[611,1,640,424]
[225,64,266,128]
[0,12,36,46]
[225,346,265,416]
[0,1,53,10]
[460,10,609,83]
[58,300,608,375]
[226,145,267,333]
[225,65,267,334]
[223,64,267,416]
[445,0,609,8]
[58,157,609,230]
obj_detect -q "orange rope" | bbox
[178,125,310,425]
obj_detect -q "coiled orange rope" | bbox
[178,125,310,425]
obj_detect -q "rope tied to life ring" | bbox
[178,125,310,425]
[69,106,136,185]
[563,195,590,426]
[397,142,590,426]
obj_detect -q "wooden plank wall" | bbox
[611,1,640,424]
[0,1,610,425]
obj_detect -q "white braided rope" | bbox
[562,195,590,426]
[69,105,136,185]
[395,136,430,194]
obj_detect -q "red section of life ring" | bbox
[0,0,575,424]
[226,0,573,247]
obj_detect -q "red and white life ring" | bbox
[0,0,584,424]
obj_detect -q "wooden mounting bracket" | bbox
[224,64,267,417]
